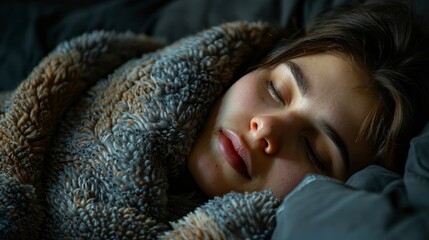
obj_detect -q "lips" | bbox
[216,129,251,179]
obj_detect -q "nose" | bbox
[249,112,305,155]
[250,115,281,155]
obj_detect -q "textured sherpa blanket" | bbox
[0,22,281,239]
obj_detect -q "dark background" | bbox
[1,0,428,91]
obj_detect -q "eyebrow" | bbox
[285,60,350,170]
[285,60,308,96]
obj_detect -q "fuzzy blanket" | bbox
[0,21,281,239]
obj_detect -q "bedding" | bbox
[1,0,429,239]
[0,21,281,239]
[272,124,429,239]
[0,0,362,92]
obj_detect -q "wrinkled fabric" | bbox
[272,123,429,240]
[405,123,429,209]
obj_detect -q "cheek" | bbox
[267,161,311,198]
[221,81,260,115]
[190,154,220,184]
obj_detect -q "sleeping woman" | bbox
[188,0,429,199]
[1,1,428,239]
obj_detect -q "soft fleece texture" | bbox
[0,22,281,239]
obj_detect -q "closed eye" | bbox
[303,137,328,174]
[267,80,285,105]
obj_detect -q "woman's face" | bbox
[188,53,376,198]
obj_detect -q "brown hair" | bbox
[259,1,429,174]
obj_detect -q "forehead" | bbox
[292,53,363,89]
[291,53,377,173]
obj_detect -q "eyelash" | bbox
[267,80,285,105]
[268,80,328,174]
[303,138,327,173]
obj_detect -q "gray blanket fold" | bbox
[0,21,281,239]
